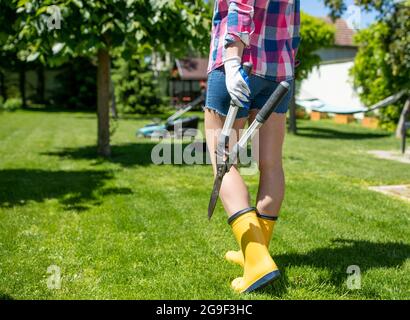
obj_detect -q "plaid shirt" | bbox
[207,0,301,82]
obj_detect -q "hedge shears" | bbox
[208,68,290,220]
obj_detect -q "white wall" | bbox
[298,61,365,119]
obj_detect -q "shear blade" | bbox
[207,173,224,220]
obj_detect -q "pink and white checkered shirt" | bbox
[207,0,300,82]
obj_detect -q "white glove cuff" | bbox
[223,56,241,66]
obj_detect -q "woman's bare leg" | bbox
[249,111,286,217]
[204,109,250,216]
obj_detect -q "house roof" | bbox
[322,17,357,47]
[175,58,208,80]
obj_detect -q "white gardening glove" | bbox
[223,56,251,109]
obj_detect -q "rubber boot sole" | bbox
[243,270,281,293]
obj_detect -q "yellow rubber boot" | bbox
[225,214,277,267]
[228,208,280,293]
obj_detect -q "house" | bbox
[316,17,358,62]
[298,18,365,119]
[170,58,208,106]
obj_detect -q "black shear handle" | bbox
[255,81,290,124]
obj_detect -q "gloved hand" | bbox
[223,56,251,109]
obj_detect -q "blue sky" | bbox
[301,0,378,28]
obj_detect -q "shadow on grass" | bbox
[261,239,409,298]
[21,107,200,122]
[0,169,132,211]
[0,293,14,300]
[297,126,391,140]
[72,114,170,121]
[22,106,95,114]
[43,142,209,167]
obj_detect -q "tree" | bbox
[111,57,167,114]
[0,1,20,102]
[10,0,211,157]
[295,12,336,80]
[289,12,335,133]
[324,0,410,131]
[323,0,396,19]
[50,58,97,110]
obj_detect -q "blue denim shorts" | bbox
[205,67,294,118]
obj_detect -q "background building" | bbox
[298,18,365,118]
[170,58,208,106]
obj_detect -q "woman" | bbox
[204,0,300,293]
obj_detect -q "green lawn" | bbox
[0,109,409,300]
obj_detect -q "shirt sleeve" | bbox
[291,0,301,60]
[224,0,255,48]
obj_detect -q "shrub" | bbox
[51,58,97,110]
[350,2,410,131]
[112,57,168,114]
[2,98,23,111]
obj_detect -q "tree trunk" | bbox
[396,98,410,139]
[288,80,297,134]
[36,65,45,103]
[109,71,118,119]
[97,48,111,157]
[19,64,27,107]
[0,71,7,100]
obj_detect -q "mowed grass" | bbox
[0,109,409,300]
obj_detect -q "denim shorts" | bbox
[205,67,294,118]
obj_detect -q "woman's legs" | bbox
[205,108,283,292]
[225,111,286,267]
[249,111,286,217]
[204,109,250,216]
